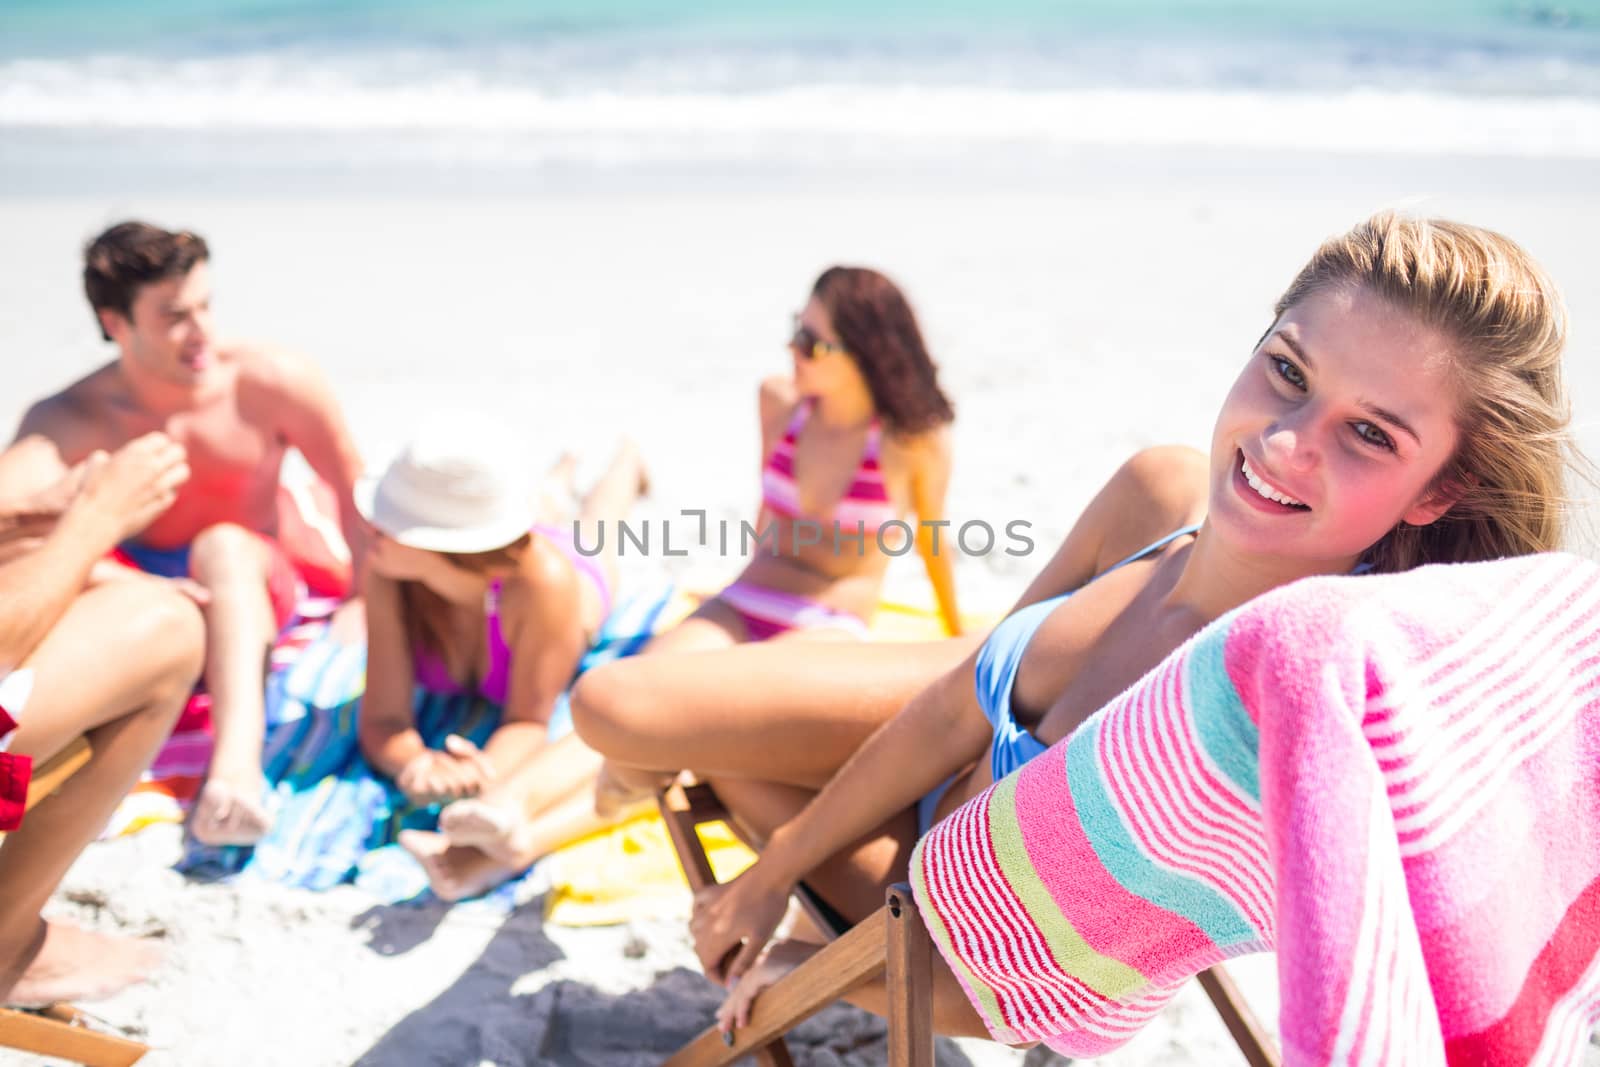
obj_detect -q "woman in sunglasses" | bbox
[649,266,959,654]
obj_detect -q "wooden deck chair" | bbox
[657,779,933,1067]
[0,737,151,1067]
[657,779,1280,1067]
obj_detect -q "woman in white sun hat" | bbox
[354,412,648,900]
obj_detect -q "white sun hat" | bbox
[354,413,535,554]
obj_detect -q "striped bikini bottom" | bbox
[713,580,869,642]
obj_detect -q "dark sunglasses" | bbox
[789,316,849,361]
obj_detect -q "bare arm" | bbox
[0,506,119,671]
[1007,445,1209,613]
[689,445,1210,984]
[252,346,368,585]
[0,435,189,671]
[757,376,796,469]
[356,569,427,778]
[690,649,993,983]
[753,376,796,521]
[0,440,69,511]
[907,429,961,636]
[479,552,590,773]
[731,449,1206,871]
[0,401,82,518]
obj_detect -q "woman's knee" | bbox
[569,661,650,759]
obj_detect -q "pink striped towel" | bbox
[912,552,1600,1064]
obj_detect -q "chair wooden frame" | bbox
[0,737,151,1067]
[658,778,932,1067]
[657,778,1280,1067]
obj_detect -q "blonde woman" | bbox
[573,213,1584,1035]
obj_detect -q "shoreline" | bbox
[7,131,1600,198]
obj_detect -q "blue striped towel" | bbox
[180,580,675,903]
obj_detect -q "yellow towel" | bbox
[543,814,756,926]
[541,594,996,928]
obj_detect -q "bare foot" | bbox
[620,438,651,498]
[438,799,523,866]
[0,920,162,1008]
[594,760,674,819]
[397,830,518,902]
[189,775,273,847]
[549,451,579,495]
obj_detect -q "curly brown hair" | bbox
[813,267,954,436]
[83,221,210,342]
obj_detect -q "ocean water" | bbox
[2,0,1599,171]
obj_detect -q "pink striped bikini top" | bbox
[760,400,897,533]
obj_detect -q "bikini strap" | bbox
[791,399,882,459]
[783,399,812,441]
[1103,523,1202,576]
[862,415,883,460]
[480,577,514,698]
[483,578,507,653]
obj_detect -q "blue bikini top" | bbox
[972,525,1201,783]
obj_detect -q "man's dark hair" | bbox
[83,221,210,342]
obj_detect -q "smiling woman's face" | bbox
[1208,283,1464,569]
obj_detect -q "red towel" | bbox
[0,703,30,831]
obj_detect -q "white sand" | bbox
[3,145,1598,1065]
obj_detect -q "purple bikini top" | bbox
[411,579,512,705]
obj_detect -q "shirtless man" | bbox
[0,221,366,847]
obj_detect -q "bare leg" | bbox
[571,634,980,791]
[576,438,649,585]
[641,600,747,654]
[574,439,648,539]
[402,770,645,902]
[609,598,747,749]
[536,452,580,525]
[0,581,204,1005]
[593,759,678,818]
[186,522,277,847]
[705,776,986,1040]
[767,624,867,644]
[397,831,502,904]
[437,732,604,861]
[588,600,791,812]
[566,438,649,632]
[397,831,511,904]
[709,777,917,926]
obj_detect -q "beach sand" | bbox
[4,144,1598,1064]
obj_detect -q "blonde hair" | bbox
[1274,211,1578,573]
